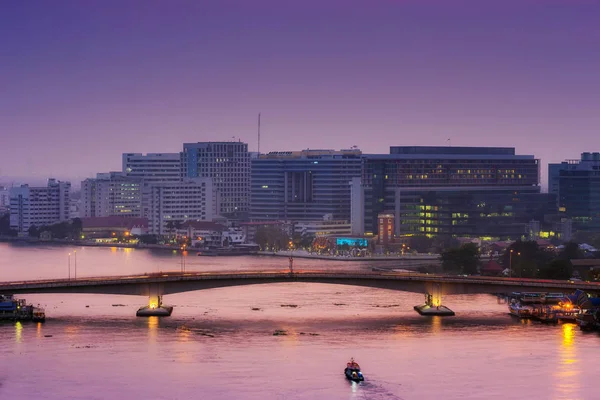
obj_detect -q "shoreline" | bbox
[0,237,441,262]
[257,250,440,262]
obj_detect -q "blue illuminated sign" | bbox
[336,237,368,247]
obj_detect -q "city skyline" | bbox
[3,0,600,187]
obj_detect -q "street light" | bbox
[509,249,521,278]
[180,244,187,273]
[68,253,71,280]
[74,250,77,279]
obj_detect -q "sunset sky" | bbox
[2,0,599,188]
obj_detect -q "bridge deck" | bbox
[1,270,600,295]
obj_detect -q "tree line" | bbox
[440,240,587,280]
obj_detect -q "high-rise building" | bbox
[552,152,600,232]
[9,179,71,235]
[182,141,250,216]
[357,146,555,239]
[250,149,363,222]
[81,172,142,218]
[122,153,183,220]
[147,178,216,235]
[122,153,182,184]
[0,185,9,212]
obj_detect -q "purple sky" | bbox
[2,0,599,189]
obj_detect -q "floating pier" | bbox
[414,304,455,316]
[414,293,455,316]
[136,305,173,317]
[136,294,173,317]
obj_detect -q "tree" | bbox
[254,226,290,251]
[432,235,461,254]
[138,234,158,244]
[0,214,18,237]
[407,235,434,253]
[538,259,573,280]
[28,225,40,238]
[501,240,552,278]
[559,241,583,260]
[440,243,479,274]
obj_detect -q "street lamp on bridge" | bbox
[67,253,71,280]
[509,249,521,278]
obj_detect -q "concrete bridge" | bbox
[2,270,600,316]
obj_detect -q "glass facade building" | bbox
[553,152,600,232]
[250,149,362,222]
[360,146,554,239]
[182,142,251,216]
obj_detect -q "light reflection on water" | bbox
[1,243,600,400]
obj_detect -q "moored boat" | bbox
[344,358,364,382]
[508,299,534,318]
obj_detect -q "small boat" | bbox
[508,299,533,318]
[344,358,364,382]
[32,307,46,323]
[576,310,599,331]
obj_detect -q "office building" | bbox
[147,178,216,235]
[356,146,555,240]
[81,172,142,218]
[250,149,362,223]
[182,141,250,216]
[552,152,600,232]
[122,153,182,184]
[9,179,71,235]
[0,186,9,212]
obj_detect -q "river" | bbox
[0,242,597,400]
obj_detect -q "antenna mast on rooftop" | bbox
[258,112,261,154]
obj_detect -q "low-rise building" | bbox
[81,216,148,239]
[293,215,352,237]
[176,220,226,248]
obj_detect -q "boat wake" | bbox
[350,380,405,400]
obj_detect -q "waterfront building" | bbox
[122,153,182,184]
[147,178,216,235]
[176,220,226,248]
[551,152,600,232]
[356,146,556,240]
[182,141,250,217]
[293,214,352,237]
[81,216,148,239]
[0,186,9,213]
[250,148,363,223]
[81,172,142,218]
[9,179,71,235]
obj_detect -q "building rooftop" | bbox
[259,149,362,159]
[179,221,225,231]
[82,216,148,229]
[389,146,516,156]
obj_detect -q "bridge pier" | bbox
[414,284,455,316]
[136,285,173,317]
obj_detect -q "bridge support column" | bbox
[136,284,173,317]
[414,284,455,316]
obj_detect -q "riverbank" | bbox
[0,236,175,251]
[0,237,442,262]
[258,250,440,261]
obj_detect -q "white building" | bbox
[81,172,142,218]
[349,177,364,236]
[147,178,217,235]
[0,186,9,212]
[122,153,182,184]
[182,142,250,216]
[9,179,71,235]
[294,214,352,237]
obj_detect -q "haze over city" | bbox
[2,0,600,187]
